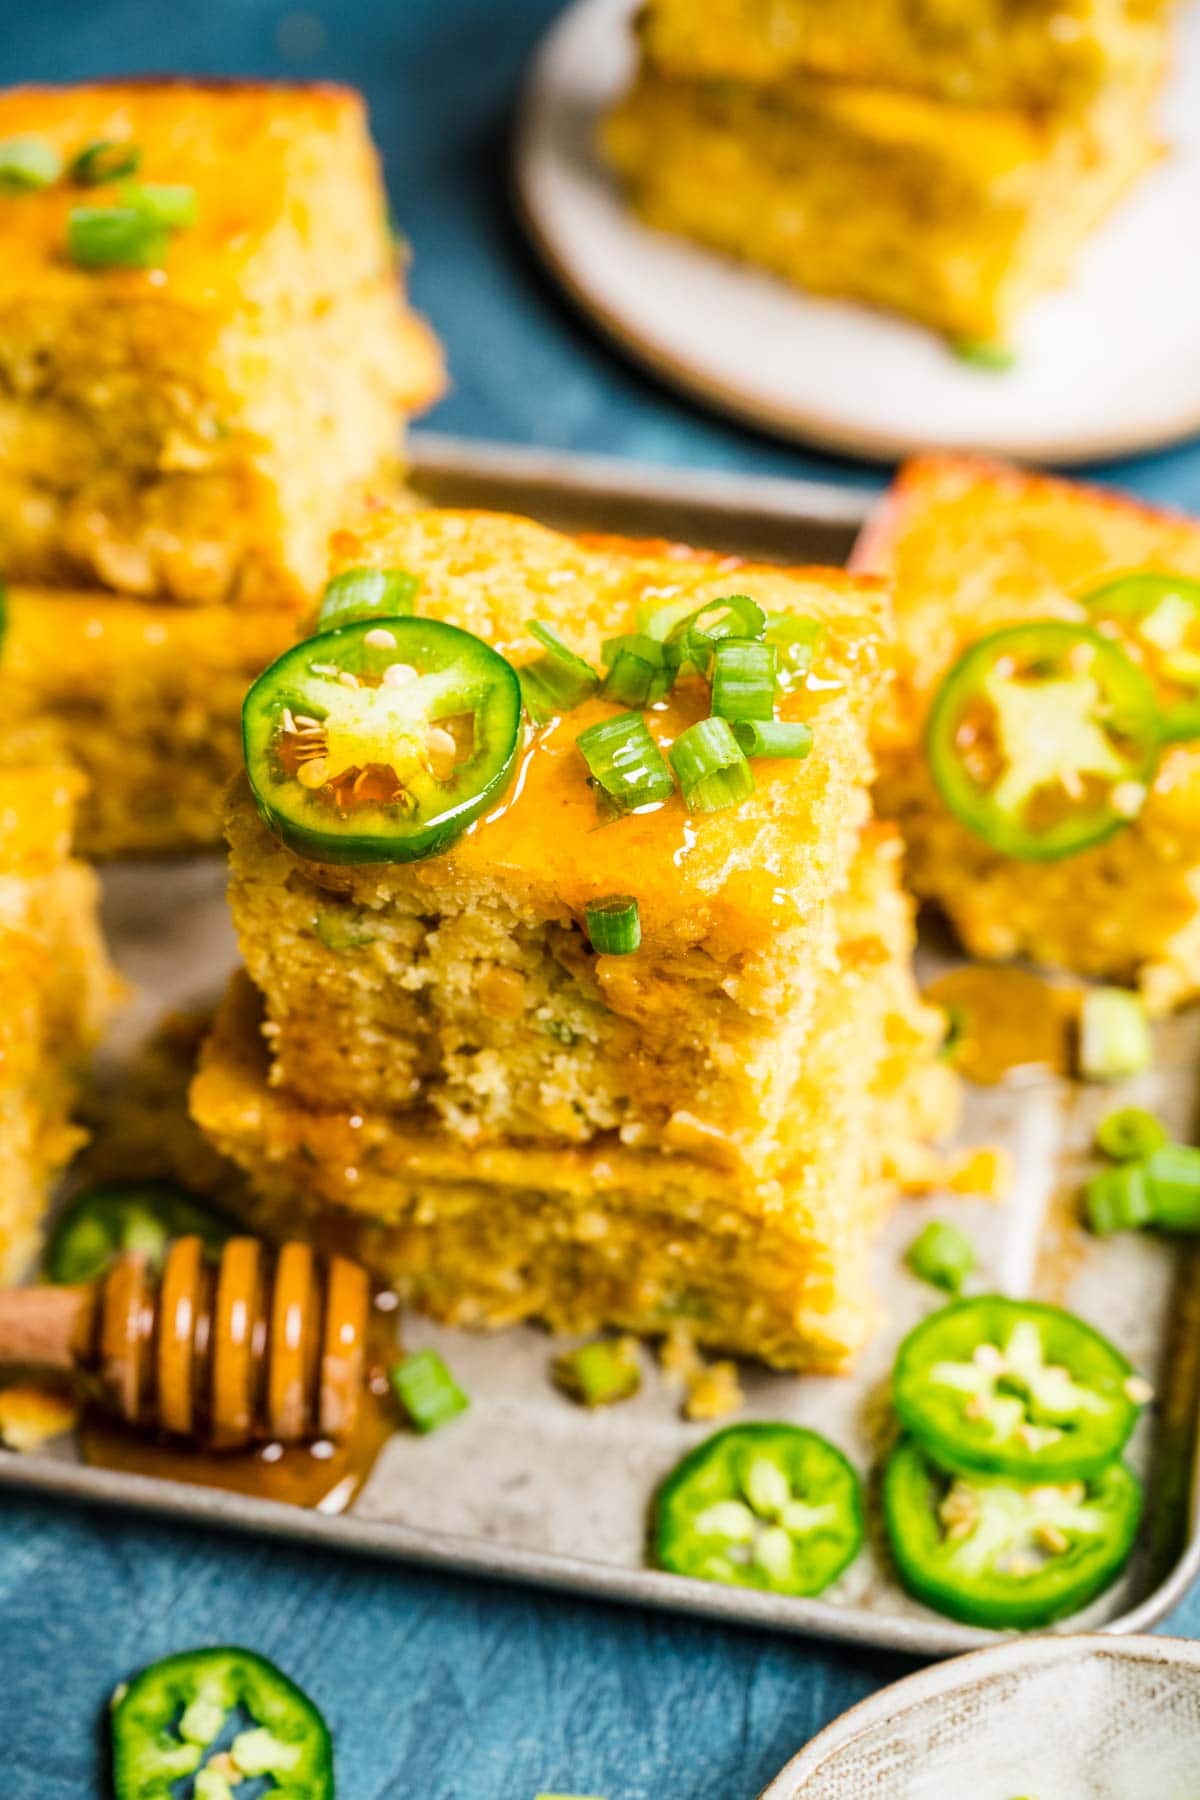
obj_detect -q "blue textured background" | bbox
[2,3,1199,1794]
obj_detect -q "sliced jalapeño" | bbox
[243,616,522,864]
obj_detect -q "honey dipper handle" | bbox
[0,1283,98,1372]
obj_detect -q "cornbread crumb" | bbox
[0,1383,79,1451]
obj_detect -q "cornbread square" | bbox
[194,827,955,1371]
[0,81,443,607]
[603,62,1161,340]
[0,765,117,1281]
[226,506,889,1177]
[4,586,294,856]
[857,455,1200,1010]
[637,0,1170,111]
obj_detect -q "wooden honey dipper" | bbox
[0,1236,370,1450]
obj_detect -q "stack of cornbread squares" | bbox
[191,507,958,1372]
[604,0,1173,342]
[0,81,443,856]
[0,765,116,1281]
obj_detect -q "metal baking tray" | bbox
[3,433,1198,1656]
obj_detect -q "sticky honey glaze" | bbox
[79,1367,395,1514]
[925,965,1079,1085]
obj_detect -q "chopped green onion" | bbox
[519,621,599,723]
[119,179,198,228]
[390,1349,469,1433]
[66,204,168,269]
[1085,1163,1153,1236]
[905,1220,976,1293]
[575,712,674,814]
[0,136,62,191]
[668,717,754,813]
[554,1337,641,1406]
[69,138,140,185]
[601,633,673,706]
[951,338,1017,373]
[711,638,776,721]
[1095,1107,1169,1161]
[764,614,822,693]
[638,591,765,677]
[316,566,419,631]
[1143,1144,1200,1231]
[584,895,641,955]
[730,718,814,760]
[1077,987,1152,1082]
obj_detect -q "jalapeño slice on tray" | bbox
[243,617,522,864]
[893,1297,1145,1483]
[110,1646,333,1798]
[926,622,1161,860]
[883,1438,1142,1630]
[1081,571,1200,743]
[652,1422,864,1597]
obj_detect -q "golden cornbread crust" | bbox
[603,62,1161,341]
[194,828,955,1371]
[0,81,444,607]
[228,507,890,1171]
[0,765,118,1281]
[4,587,295,856]
[858,455,1200,1009]
[638,0,1170,111]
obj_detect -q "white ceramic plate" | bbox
[514,0,1200,465]
[760,1634,1200,1798]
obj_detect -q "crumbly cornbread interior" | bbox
[3,588,295,857]
[0,765,117,1281]
[194,826,956,1370]
[858,455,1200,1010]
[637,0,1170,110]
[603,62,1161,340]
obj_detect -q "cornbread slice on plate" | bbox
[4,586,294,857]
[0,765,117,1282]
[225,507,889,1177]
[637,0,1170,111]
[602,61,1162,341]
[0,81,443,607]
[193,827,954,1372]
[856,455,1200,1010]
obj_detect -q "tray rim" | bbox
[3,431,1198,1658]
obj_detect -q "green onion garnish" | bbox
[662,592,766,677]
[66,204,169,269]
[69,138,140,186]
[0,136,62,191]
[905,1219,976,1293]
[119,179,198,228]
[390,1348,469,1433]
[575,712,674,814]
[710,638,776,721]
[1085,1163,1153,1236]
[729,718,813,760]
[765,614,822,693]
[519,621,599,723]
[554,1337,641,1407]
[951,337,1017,373]
[1144,1145,1200,1231]
[584,895,641,955]
[1095,1107,1169,1162]
[1078,987,1152,1081]
[317,566,419,631]
[601,633,673,706]
[668,716,754,813]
